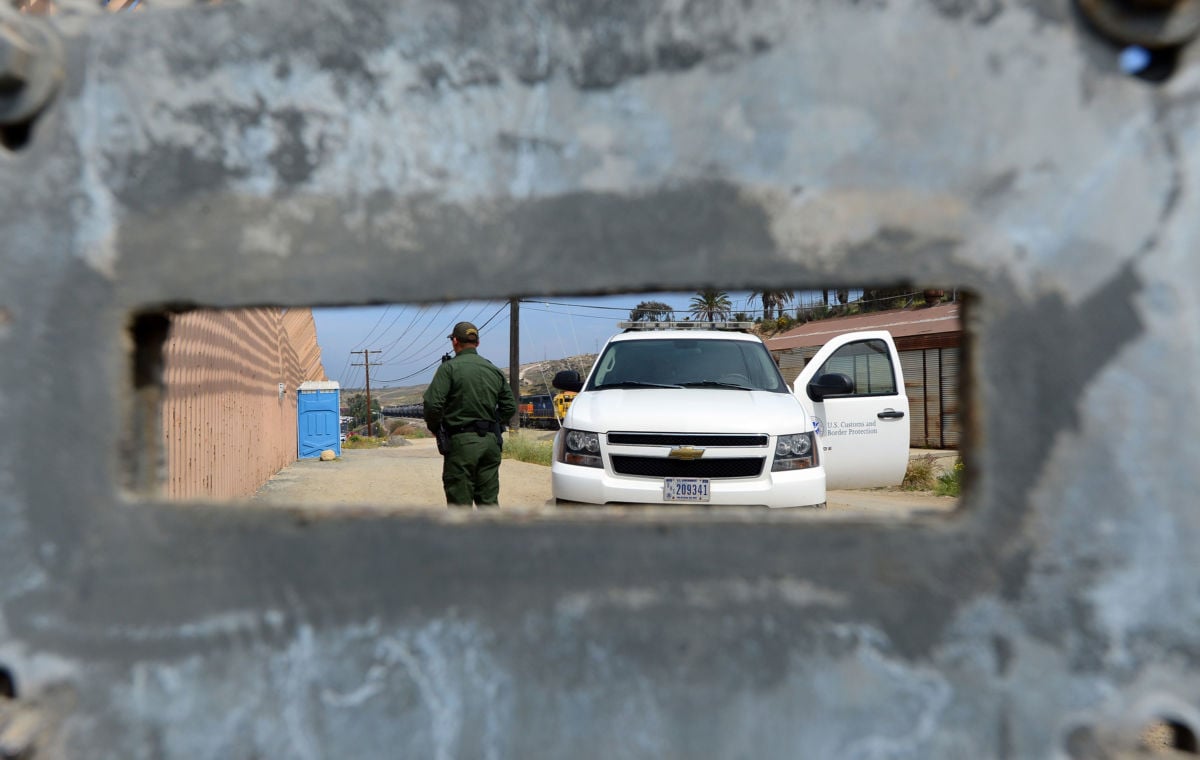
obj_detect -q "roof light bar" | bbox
[617,321,756,331]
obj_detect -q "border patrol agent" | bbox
[423,322,517,507]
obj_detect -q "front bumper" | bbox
[551,459,826,508]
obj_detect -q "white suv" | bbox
[550,323,909,508]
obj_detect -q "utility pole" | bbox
[350,349,382,437]
[509,298,520,430]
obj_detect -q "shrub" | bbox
[503,433,553,466]
[902,454,937,490]
[935,459,964,497]
[342,434,383,450]
[388,421,428,438]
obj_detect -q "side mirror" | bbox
[807,372,854,402]
[553,370,583,393]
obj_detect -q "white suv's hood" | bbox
[564,388,809,435]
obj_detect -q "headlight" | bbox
[567,430,600,454]
[772,432,816,472]
[560,429,602,468]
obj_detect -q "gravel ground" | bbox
[251,437,958,515]
[252,438,554,507]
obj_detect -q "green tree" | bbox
[628,300,675,322]
[750,289,795,321]
[688,289,733,322]
[347,393,381,429]
[858,287,913,312]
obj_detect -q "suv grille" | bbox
[611,456,765,479]
[607,433,769,447]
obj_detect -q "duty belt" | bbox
[445,420,499,436]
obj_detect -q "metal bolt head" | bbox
[0,24,33,95]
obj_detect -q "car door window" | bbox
[813,338,897,396]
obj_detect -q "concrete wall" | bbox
[161,307,326,500]
[2,0,1200,757]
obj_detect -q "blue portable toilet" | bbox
[297,380,342,459]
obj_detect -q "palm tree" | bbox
[750,289,795,320]
[689,289,733,322]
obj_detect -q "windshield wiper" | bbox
[594,381,683,390]
[679,381,755,390]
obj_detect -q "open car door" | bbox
[793,330,909,489]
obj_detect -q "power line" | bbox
[375,303,509,386]
[377,303,446,362]
[379,302,502,371]
[331,306,395,388]
[521,305,626,322]
[352,305,393,350]
[350,349,382,437]
[378,303,462,366]
[476,302,508,331]
[379,301,487,362]
[341,290,911,390]
[521,299,635,312]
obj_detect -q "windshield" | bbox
[587,338,788,393]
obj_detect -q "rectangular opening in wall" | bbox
[128,288,969,516]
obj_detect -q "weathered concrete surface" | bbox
[1,0,1199,757]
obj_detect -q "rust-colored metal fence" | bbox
[161,308,326,500]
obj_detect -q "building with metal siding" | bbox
[161,307,328,500]
[763,303,962,449]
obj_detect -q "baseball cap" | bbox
[449,321,479,341]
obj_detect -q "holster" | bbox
[435,425,451,455]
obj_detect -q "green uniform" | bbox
[423,348,517,507]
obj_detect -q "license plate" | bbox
[663,478,710,502]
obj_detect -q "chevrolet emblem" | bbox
[668,446,705,460]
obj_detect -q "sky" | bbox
[315,290,795,390]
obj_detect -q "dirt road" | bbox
[252,438,554,507]
[251,438,957,515]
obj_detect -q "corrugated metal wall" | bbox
[777,347,819,386]
[939,348,961,449]
[161,308,327,500]
[899,347,960,449]
[282,308,327,382]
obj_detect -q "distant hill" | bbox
[513,354,597,397]
[366,385,428,407]
[345,353,599,406]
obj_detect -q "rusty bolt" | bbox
[0,24,33,95]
